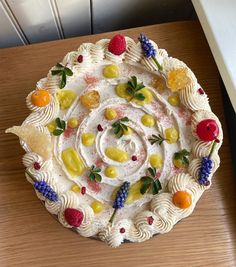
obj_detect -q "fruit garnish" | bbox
[6,125,52,160]
[105,147,129,163]
[141,114,155,127]
[31,90,51,107]
[68,117,79,128]
[115,83,132,100]
[131,155,137,161]
[105,166,118,178]
[103,64,119,78]
[91,201,104,213]
[33,162,41,170]
[123,126,132,135]
[148,134,166,146]
[173,149,190,169]
[109,181,130,223]
[64,208,84,227]
[139,167,162,195]
[108,34,126,55]
[133,88,153,106]
[61,147,85,177]
[147,216,154,225]
[172,191,192,209]
[97,124,103,132]
[196,119,219,142]
[164,127,179,144]
[167,68,191,92]
[77,55,83,63]
[88,165,102,182]
[81,133,95,146]
[120,227,125,233]
[81,186,86,195]
[198,88,205,95]
[56,90,77,110]
[71,184,81,192]
[51,63,73,89]
[126,76,145,101]
[47,121,57,133]
[124,180,145,204]
[80,90,100,109]
[112,116,129,138]
[138,33,163,71]
[149,154,163,168]
[168,95,180,106]
[51,117,66,136]
[151,76,166,92]
[104,108,118,120]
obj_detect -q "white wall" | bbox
[0,0,195,48]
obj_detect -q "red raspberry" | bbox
[108,34,126,55]
[33,162,41,170]
[147,216,154,225]
[77,55,83,63]
[120,227,125,233]
[81,186,86,195]
[64,208,84,227]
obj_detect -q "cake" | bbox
[6,33,223,247]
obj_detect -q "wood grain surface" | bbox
[0,21,236,267]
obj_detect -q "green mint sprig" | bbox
[51,63,73,89]
[53,117,66,136]
[88,165,102,182]
[140,167,162,195]
[148,134,166,146]
[126,76,145,101]
[112,116,129,138]
[173,149,190,166]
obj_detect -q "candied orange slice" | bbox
[6,125,52,160]
[167,68,191,92]
[80,90,100,109]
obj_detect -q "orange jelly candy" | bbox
[172,191,192,209]
[167,68,191,92]
[31,90,50,107]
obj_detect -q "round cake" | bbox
[6,33,223,247]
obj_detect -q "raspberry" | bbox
[147,216,154,225]
[120,227,125,233]
[108,34,126,55]
[77,55,83,63]
[33,162,41,170]
[64,208,84,227]
[97,124,103,131]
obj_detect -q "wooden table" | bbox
[1,21,236,267]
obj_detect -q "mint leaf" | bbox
[147,167,156,178]
[64,67,73,76]
[121,116,129,122]
[94,173,102,182]
[60,71,66,89]
[53,129,64,136]
[51,70,62,75]
[134,93,145,101]
[56,63,63,68]
[152,180,162,194]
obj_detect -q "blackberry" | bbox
[198,157,213,186]
[109,181,130,223]
[34,180,58,202]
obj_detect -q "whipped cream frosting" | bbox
[13,35,222,247]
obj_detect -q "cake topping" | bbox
[33,180,58,202]
[196,119,219,141]
[80,90,100,109]
[108,34,126,55]
[112,116,129,138]
[109,181,130,223]
[167,68,191,92]
[56,90,77,109]
[147,216,154,225]
[164,127,179,144]
[141,114,155,127]
[131,155,138,161]
[126,76,145,101]
[168,95,180,106]
[148,134,166,146]
[105,147,129,163]
[81,186,86,195]
[172,191,192,209]
[64,208,84,227]
[31,90,50,107]
[77,55,83,63]
[61,147,85,177]
[33,162,41,170]
[52,118,66,136]
[97,124,103,132]
[82,133,95,146]
[104,108,118,120]
[88,165,102,183]
[115,83,131,100]
[68,117,79,128]
[51,63,73,89]
[198,88,205,95]
[120,227,125,234]
[149,154,163,169]
[140,167,162,195]
[138,33,163,71]
[173,149,190,169]
[91,201,104,213]
[71,184,81,192]
[105,166,118,178]
[103,64,119,78]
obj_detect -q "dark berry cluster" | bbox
[198,157,213,186]
[113,181,130,209]
[34,181,58,202]
[138,34,156,58]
